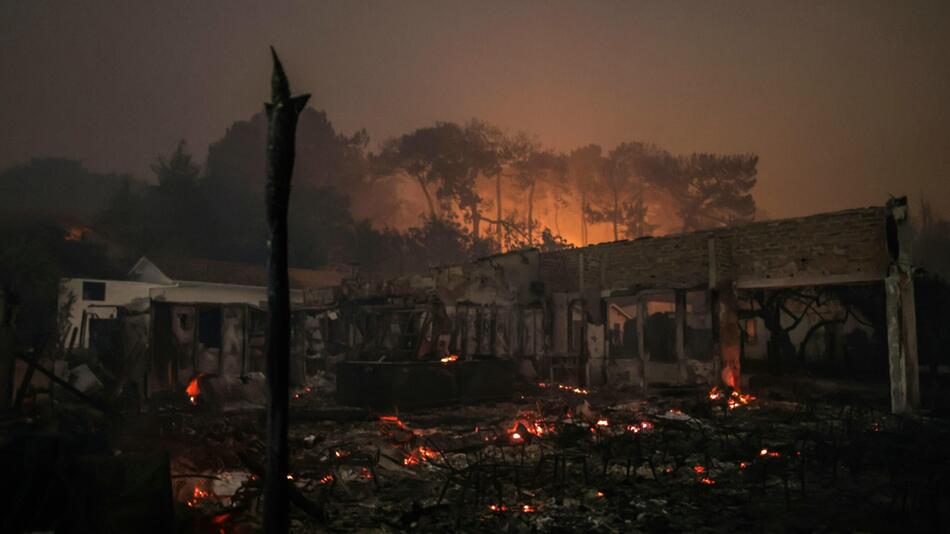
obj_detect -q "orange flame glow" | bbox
[440,354,459,363]
[186,484,210,507]
[186,374,202,405]
[708,386,756,409]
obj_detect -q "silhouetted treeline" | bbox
[1,107,762,278]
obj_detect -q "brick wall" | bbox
[539,205,891,293]
[730,206,889,285]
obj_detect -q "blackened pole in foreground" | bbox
[263,47,309,534]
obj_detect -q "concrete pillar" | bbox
[675,290,688,381]
[709,237,740,388]
[717,288,741,388]
[885,268,920,414]
[885,196,920,414]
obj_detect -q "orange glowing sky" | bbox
[1,0,947,221]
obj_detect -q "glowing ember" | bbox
[595,491,604,497]
[488,504,508,512]
[739,461,749,470]
[404,446,440,465]
[440,354,459,363]
[379,415,410,431]
[693,464,706,474]
[596,419,609,427]
[511,432,522,441]
[286,474,294,480]
[709,385,756,409]
[522,504,536,513]
[538,382,588,395]
[626,421,654,433]
[186,484,210,508]
[699,477,716,485]
[759,448,768,456]
[319,474,334,485]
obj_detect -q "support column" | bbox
[717,288,741,389]
[709,236,740,388]
[885,196,920,415]
[885,267,920,414]
[675,290,688,381]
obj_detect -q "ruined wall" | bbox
[731,207,889,287]
[540,206,890,293]
[539,231,716,293]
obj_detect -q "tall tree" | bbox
[458,120,501,242]
[152,139,200,191]
[513,149,567,245]
[375,122,466,221]
[585,142,657,241]
[567,145,602,246]
[375,121,495,239]
[660,153,758,231]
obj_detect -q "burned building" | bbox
[333,198,918,414]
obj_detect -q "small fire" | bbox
[693,464,706,474]
[595,491,605,497]
[440,354,459,363]
[404,446,440,465]
[379,415,411,431]
[64,225,89,242]
[626,421,654,433]
[186,374,203,405]
[538,382,588,395]
[186,484,210,507]
[708,386,756,409]
[319,474,334,485]
[522,504,536,513]
[739,461,749,470]
[699,477,716,485]
[596,419,609,427]
[488,504,508,512]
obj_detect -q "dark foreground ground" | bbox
[4,378,950,533]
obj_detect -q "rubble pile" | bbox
[110,383,950,532]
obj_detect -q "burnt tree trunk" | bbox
[495,173,503,248]
[264,47,310,534]
[527,179,536,245]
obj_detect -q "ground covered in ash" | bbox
[101,380,950,533]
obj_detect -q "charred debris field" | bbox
[8,381,947,533]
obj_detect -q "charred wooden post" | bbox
[263,47,310,533]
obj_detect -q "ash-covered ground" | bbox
[102,381,950,533]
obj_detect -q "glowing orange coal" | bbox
[708,385,756,409]
[186,484,210,507]
[440,354,459,363]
